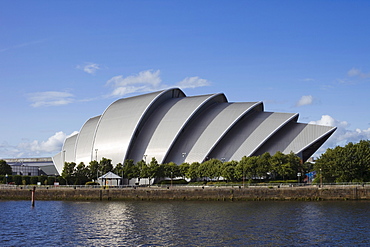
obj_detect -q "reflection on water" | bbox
[0,200,369,246]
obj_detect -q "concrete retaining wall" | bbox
[0,186,369,201]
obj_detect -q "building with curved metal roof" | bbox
[52,88,336,174]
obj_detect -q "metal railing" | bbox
[0,182,369,190]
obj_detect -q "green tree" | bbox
[199,159,222,180]
[163,162,180,179]
[137,160,149,180]
[286,152,302,180]
[179,162,190,179]
[88,160,100,180]
[100,157,113,174]
[256,152,271,181]
[186,162,200,180]
[236,156,258,181]
[221,160,238,182]
[114,163,124,179]
[270,151,287,179]
[75,162,89,185]
[147,157,160,183]
[315,140,370,182]
[0,160,12,175]
[123,159,138,180]
[61,162,76,185]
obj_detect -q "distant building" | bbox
[53,88,336,174]
[4,158,58,176]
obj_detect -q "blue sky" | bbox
[1,0,369,159]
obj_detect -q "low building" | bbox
[4,158,58,176]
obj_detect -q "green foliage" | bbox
[113,163,124,177]
[162,162,180,179]
[88,160,99,180]
[22,176,31,185]
[62,162,76,185]
[74,162,89,185]
[13,175,22,185]
[186,162,200,180]
[138,159,149,179]
[315,140,370,182]
[256,153,271,179]
[100,157,113,174]
[0,160,12,175]
[47,176,56,185]
[221,160,238,181]
[178,162,190,178]
[199,159,222,180]
[236,156,258,180]
[122,159,138,180]
[148,157,160,180]
[30,176,39,185]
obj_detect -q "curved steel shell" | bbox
[53,88,336,174]
[75,116,101,164]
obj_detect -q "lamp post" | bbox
[320,168,323,188]
[95,149,98,161]
[5,174,8,185]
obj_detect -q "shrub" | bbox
[30,176,39,185]
[13,175,22,185]
[22,176,31,185]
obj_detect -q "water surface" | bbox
[0,200,369,246]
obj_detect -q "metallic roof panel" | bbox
[143,94,220,163]
[75,115,101,164]
[184,102,262,164]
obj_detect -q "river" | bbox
[0,200,369,246]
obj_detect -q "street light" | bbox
[95,149,98,161]
[5,174,8,185]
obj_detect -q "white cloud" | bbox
[309,115,370,156]
[347,68,370,78]
[0,131,78,158]
[18,131,68,153]
[28,91,75,107]
[175,76,211,89]
[106,69,211,97]
[77,63,100,75]
[296,95,314,107]
[107,70,162,96]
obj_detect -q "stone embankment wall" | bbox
[0,185,369,201]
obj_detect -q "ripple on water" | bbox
[0,200,369,246]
